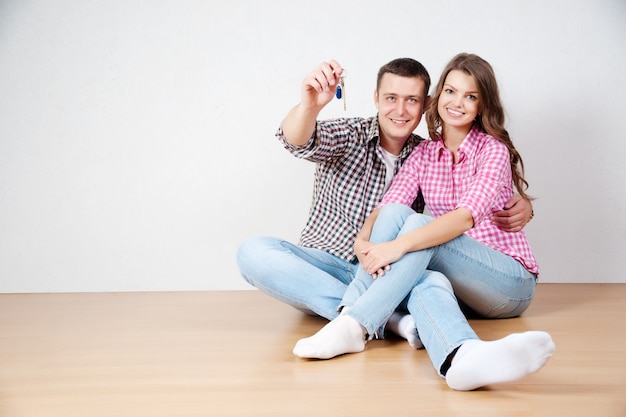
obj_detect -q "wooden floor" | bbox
[0,284,624,417]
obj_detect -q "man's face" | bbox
[374,73,427,146]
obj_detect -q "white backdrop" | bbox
[1,0,625,292]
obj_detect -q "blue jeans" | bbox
[342,203,537,376]
[236,236,359,320]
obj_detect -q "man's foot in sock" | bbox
[386,312,423,349]
[293,314,366,359]
[445,331,555,391]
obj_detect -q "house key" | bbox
[335,71,346,111]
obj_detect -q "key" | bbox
[335,71,346,111]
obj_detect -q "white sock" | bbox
[292,314,366,359]
[445,331,555,391]
[386,312,423,349]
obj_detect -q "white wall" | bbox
[1,0,624,292]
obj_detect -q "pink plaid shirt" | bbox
[379,126,538,274]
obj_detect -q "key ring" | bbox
[335,70,347,111]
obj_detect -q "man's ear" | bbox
[373,89,379,110]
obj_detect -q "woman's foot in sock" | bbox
[293,314,366,359]
[386,312,423,349]
[445,331,555,391]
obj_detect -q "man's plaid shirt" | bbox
[277,116,424,262]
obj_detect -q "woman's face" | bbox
[437,70,480,132]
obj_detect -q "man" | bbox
[236,58,532,343]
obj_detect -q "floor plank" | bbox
[0,284,624,417]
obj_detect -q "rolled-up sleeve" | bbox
[456,139,511,225]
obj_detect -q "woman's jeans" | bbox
[236,236,359,320]
[342,204,537,376]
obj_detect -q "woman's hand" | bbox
[360,240,406,279]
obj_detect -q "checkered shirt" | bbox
[277,116,424,262]
[380,126,538,274]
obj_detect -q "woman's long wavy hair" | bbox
[425,53,531,200]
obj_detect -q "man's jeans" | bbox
[236,236,359,320]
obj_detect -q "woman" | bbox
[292,53,555,391]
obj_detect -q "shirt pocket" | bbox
[453,168,477,202]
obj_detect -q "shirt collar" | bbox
[435,124,484,160]
[458,125,484,157]
[369,115,423,160]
